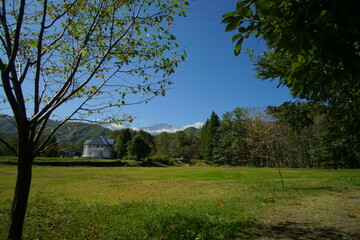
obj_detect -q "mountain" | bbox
[140,123,184,135]
[0,116,111,142]
[0,116,203,142]
[104,122,204,135]
[183,127,198,134]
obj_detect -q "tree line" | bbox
[220,0,360,169]
[2,103,357,169]
[77,104,357,169]
[199,105,358,169]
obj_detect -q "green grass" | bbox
[0,165,359,239]
[0,156,121,163]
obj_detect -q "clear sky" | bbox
[0,0,292,128]
[123,0,293,128]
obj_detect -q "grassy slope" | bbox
[0,117,112,143]
[0,166,359,239]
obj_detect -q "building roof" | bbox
[84,136,114,146]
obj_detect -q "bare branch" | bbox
[34,0,49,115]
[0,135,17,156]
[18,59,32,85]
[38,125,78,154]
[0,113,17,129]
[44,0,79,29]
[7,0,26,71]
[0,0,12,57]
[31,0,108,123]
[0,35,10,58]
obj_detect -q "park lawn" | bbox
[0,156,121,163]
[0,165,359,239]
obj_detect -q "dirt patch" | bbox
[258,189,360,239]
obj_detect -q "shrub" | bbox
[146,155,174,166]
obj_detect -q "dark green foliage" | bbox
[267,102,360,168]
[109,128,134,159]
[154,129,199,160]
[154,132,173,157]
[215,108,249,165]
[223,0,360,168]
[325,92,360,168]
[136,130,155,151]
[145,155,174,166]
[223,0,360,101]
[127,135,152,161]
[199,112,220,161]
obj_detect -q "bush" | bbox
[146,155,174,166]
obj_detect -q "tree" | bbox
[136,130,155,152]
[215,108,249,165]
[223,0,360,99]
[199,111,220,162]
[154,129,199,160]
[127,134,152,160]
[109,128,134,159]
[0,0,188,238]
[266,101,359,168]
[223,0,360,168]
[154,132,173,157]
[267,102,317,168]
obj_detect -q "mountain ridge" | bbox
[0,116,202,143]
[104,122,203,135]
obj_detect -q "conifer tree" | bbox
[199,112,220,161]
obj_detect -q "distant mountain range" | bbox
[0,116,203,143]
[104,122,203,135]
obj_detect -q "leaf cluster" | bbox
[223,0,360,101]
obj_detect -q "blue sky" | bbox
[124,0,293,128]
[0,0,291,129]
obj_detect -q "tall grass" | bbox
[0,166,359,239]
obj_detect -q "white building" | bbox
[82,136,115,159]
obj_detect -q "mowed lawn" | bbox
[0,165,359,239]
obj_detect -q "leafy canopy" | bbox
[1,0,188,125]
[222,0,360,101]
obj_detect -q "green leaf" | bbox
[225,20,240,32]
[232,33,243,43]
[222,10,237,19]
[234,38,243,56]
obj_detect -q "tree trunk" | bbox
[7,128,34,240]
[273,160,284,188]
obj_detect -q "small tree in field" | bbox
[0,0,188,239]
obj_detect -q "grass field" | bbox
[0,165,359,239]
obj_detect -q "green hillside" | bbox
[0,116,112,143]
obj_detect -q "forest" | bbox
[105,102,358,169]
[2,101,353,169]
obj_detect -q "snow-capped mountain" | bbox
[104,122,203,135]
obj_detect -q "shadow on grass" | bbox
[286,186,338,192]
[258,221,359,240]
[2,161,126,167]
[137,215,359,240]
[3,197,359,240]
[1,160,167,167]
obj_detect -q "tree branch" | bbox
[0,135,17,156]
[0,0,12,57]
[34,0,48,115]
